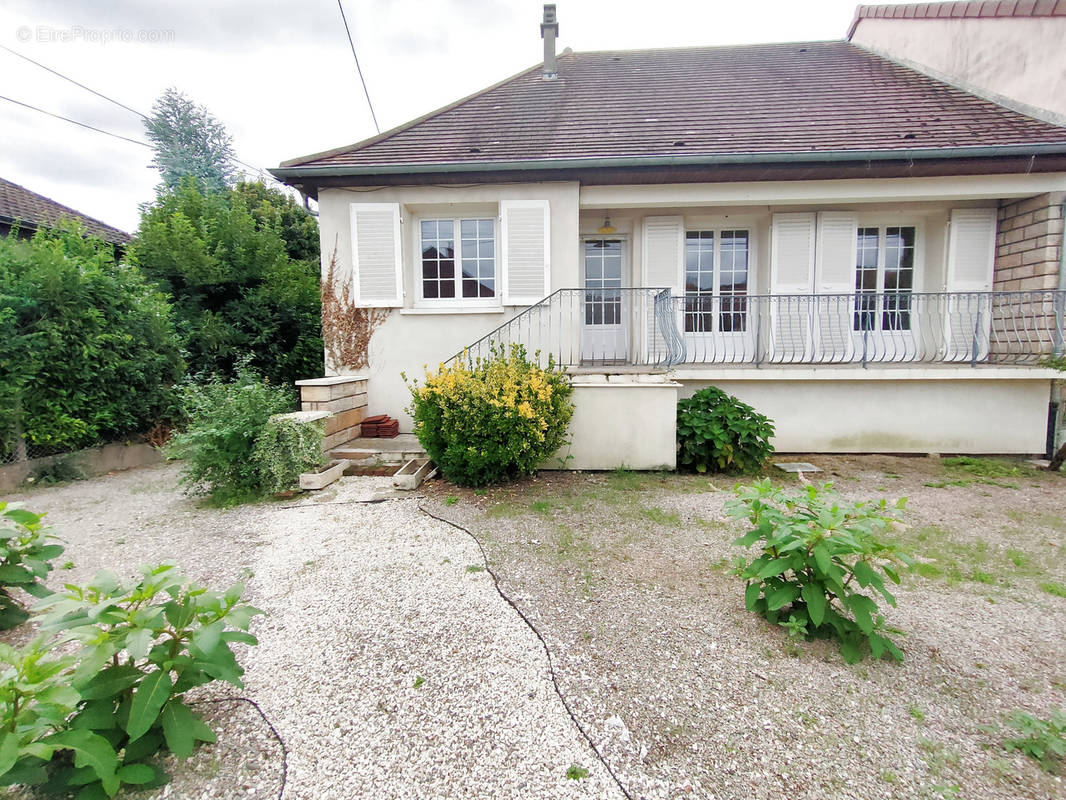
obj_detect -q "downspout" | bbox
[1048,196,1066,460]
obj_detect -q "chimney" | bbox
[541,4,559,80]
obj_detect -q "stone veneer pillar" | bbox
[294,376,368,451]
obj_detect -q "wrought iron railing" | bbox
[449,289,1065,369]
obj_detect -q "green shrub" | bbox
[0,502,64,629]
[0,564,263,797]
[407,345,574,487]
[677,387,774,474]
[166,366,294,500]
[1004,708,1066,773]
[0,223,183,457]
[251,415,326,494]
[726,480,912,663]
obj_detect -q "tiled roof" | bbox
[0,176,131,245]
[850,0,1066,38]
[278,41,1066,175]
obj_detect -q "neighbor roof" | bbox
[0,177,131,245]
[849,0,1066,37]
[274,40,1066,181]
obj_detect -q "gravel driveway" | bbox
[4,464,621,800]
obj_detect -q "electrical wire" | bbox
[0,43,281,185]
[0,92,150,148]
[336,0,380,134]
[188,697,288,800]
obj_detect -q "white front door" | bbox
[581,238,627,364]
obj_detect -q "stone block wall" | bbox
[994,192,1064,291]
[296,376,368,451]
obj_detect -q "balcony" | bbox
[452,289,1066,370]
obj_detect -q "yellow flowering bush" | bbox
[407,345,574,486]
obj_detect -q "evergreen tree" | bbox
[145,88,237,195]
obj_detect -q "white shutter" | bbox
[816,212,858,362]
[770,213,816,362]
[944,208,996,361]
[349,203,403,307]
[642,216,684,293]
[501,200,550,306]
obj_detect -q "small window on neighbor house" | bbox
[421,218,495,302]
[854,225,915,332]
[684,229,749,333]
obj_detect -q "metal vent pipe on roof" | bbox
[541,4,559,80]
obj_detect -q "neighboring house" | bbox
[272,3,1066,468]
[848,0,1066,125]
[0,176,131,249]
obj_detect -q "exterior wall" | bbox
[315,182,580,423]
[993,192,1065,291]
[851,17,1066,123]
[545,378,679,470]
[678,370,1053,454]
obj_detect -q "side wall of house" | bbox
[993,192,1065,291]
[850,17,1066,122]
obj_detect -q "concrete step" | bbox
[329,433,426,466]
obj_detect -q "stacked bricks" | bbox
[295,376,368,452]
[360,415,399,438]
[994,192,1064,292]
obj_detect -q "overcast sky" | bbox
[0,0,911,232]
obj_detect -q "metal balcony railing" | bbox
[449,289,1065,369]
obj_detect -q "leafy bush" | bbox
[166,366,295,500]
[726,480,912,663]
[0,564,263,797]
[251,415,326,494]
[1004,708,1066,773]
[0,223,183,457]
[131,179,322,386]
[408,346,574,487]
[0,503,64,629]
[677,387,774,474]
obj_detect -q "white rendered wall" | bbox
[546,380,680,471]
[851,17,1066,123]
[678,372,1052,454]
[315,182,580,425]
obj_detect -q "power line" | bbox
[0,43,282,185]
[336,0,380,134]
[0,42,147,119]
[0,93,150,148]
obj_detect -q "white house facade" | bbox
[273,7,1066,468]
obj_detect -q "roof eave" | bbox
[270,143,1066,182]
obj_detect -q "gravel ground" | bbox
[2,464,621,800]
[425,456,1066,800]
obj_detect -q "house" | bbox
[0,176,131,249]
[271,3,1066,469]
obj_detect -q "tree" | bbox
[144,88,237,195]
[131,179,322,387]
[0,223,183,457]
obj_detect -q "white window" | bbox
[854,225,916,332]
[418,217,497,304]
[684,229,749,333]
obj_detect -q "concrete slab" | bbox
[774,461,823,473]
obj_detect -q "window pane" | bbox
[462,279,478,298]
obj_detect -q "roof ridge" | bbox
[279,61,544,169]
[573,39,845,56]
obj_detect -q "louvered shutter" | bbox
[501,200,550,306]
[815,212,858,362]
[349,203,403,307]
[944,208,996,361]
[641,216,684,362]
[769,213,817,362]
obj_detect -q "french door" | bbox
[581,238,627,364]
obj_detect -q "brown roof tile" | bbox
[279,41,1066,175]
[0,176,130,244]
[849,0,1066,35]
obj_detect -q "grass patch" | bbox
[942,456,1038,479]
[637,506,682,527]
[565,764,589,780]
[465,564,486,573]
[1040,581,1066,598]
[530,499,554,516]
